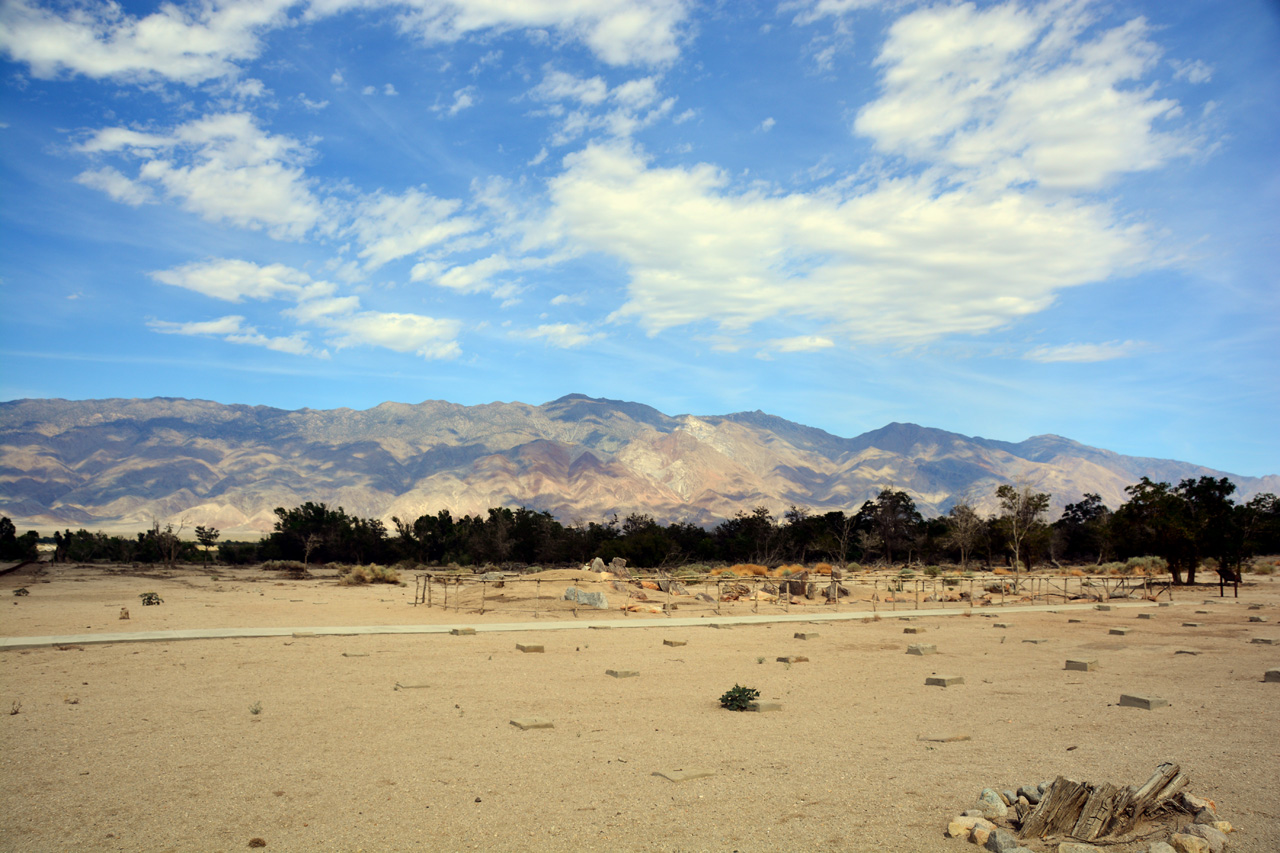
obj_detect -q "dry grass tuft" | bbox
[336,564,401,586]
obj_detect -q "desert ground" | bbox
[2,562,1278,853]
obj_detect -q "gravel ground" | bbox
[2,564,1278,852]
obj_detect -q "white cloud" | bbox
[771,335,834,352]
[74,167,155,205]
[435,86,475,116]
[384,82,398,95]
[298,93,329,111]
[547,140,1147,343]
[531,68,609,105]
[151,258,332,302]
[330,69,345,86]
[854,1,1191,190]
[531,69,675,144]
[785,0,883,26]
[344,188,480,270]
[0,0,294,84]
[758,117,776,133]
[528,147,549,166]
[77,113,325,239]
[513,322,603,348]
[147,314,322,356]
[551,293,586,306]
[1025,340,1144,362]
[323,311,462,359]
[1171,58,1212,84]
[362,84,376,95]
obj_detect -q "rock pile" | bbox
[946,764,1235,853]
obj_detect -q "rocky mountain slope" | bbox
[1,394,1275,535]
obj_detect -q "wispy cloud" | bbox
[512,323,603,348]
[1025,340,1146,363]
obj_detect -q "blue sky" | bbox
[1,0,1277,476]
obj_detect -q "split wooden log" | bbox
[1018,763,1184,842]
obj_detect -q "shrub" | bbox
[813,562,833,575]
[13,587,28,597]
[719,684,760,711]
[923,565,942,578]
[1126,556,1168,575]
[337,564,401,586]
[139,592,163,606]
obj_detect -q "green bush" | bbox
[139,592,163,606]
[719,684,760,711]
[337,564,401,585]
[13,587,28,597]
[923,565,942,578]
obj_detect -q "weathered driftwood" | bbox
[1019,763,1186,841]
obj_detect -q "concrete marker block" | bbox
[606,669,639,678]
[907,643,938,656]
[1068,619,1084,623]
[993,623,1013,629]
[793,632,818,640]
[1251,637,1278,645]
[1096,604,1114,611]
[1022,638,1049,644]
[652,769,715,782]
[746,701,782,713]
[1249,616,1269,623]
[663,639,687,647]
[1264,669,1280,683]
[904,626,926,634]
[1110,627,1132,636]
[450,628,476,636]
[516,643,544,653]
[1182,623,1202,628]
[1118,694,1168,710]
[1138,613,1155,620]
[1065,659,1097,672]
[776,655,808,663]
[926,675,964,687]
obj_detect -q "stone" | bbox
[971,824,996,846]
[450,628,476,636]
[1185,824,1229,853]
[746,701,782,712]
[1251,637,1278,645]
[946,816,993,838]
[1023,638,1049,644]
[1209,822,1233,834]
[918,733,971,743]
[589,557,605,571]
[509,718,553,730]
[1017,785,1041,805]
[1110,627,1132,635]
[1170,834,1210,853]
[1119,694,1168,709]
[1182,622,1202,628]
[652,768,714,782]
[793,632,819,640]
[1148,844,1177,853]
[776,655,808,663]
[1065,659,1098,671]
[481,571,504,581]
[663,639,687,647]
[563,587,608,609]
[1249,615,1268,622]
[907,643,937,655]
[926,675,964,687]
[994,622,1013,628]
[1096,604,1114,611]
[1000,789,1017,806]
[977,789,1008,820]
[985,827,1021,852]
[606,669,638,678]
[903,626,926,634]
[516,643,543,653]
[1058,844,1103,853]
[1138,613,1155,619]
[1265,669,1280,682]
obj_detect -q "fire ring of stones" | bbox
[946,763,1235,852]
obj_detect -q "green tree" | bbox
[1054,493,1112,564]
[856,489,923,566]
[194,525,220,565]
[995,483,1051,587]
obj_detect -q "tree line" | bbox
[10,475,1278,584]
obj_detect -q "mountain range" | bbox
[1,394,1275,536]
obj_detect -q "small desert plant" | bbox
[9,701,20,715]
[13,588,29,597]
[961,570,976,579]
[337,564,401,585]
[139,592,163,606]
[923,565,942,578]
[719,684,760,711]
[249,701,262,715]
[1127,555,1168,575]
[756,656,765,664]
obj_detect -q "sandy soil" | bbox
[2,563,1278,853]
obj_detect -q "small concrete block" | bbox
[1249,616,1268,623]
[450,628,476,636]
[1096,604,1113,611]
[1022,639,1049,644]
[652,769,715,782]
[516,643,544,653]
[776,655,809,663]
[746,701,782,712]
[606,669,639,678]
[1068,619,1084,624]
[1251,637,1279,645]
[993,622,1013,628]
[1065,659,1098,672]
[1249,604,1263,610]
[291,632,315,638]
[1264,669,1280,683]
[394,682,430,690]
[907,643,938,656]
[1110,627,1131,635]
[1119,694,1168,710]
[1195,610,1210,614]
[903,626,926,634]
[1138,613,1155,620]
[1182,622,1202,628]
[342,652,370,657]
[663,639,687,647]
[918,733,971,743]
[925,675,964,687]
[793,632,818,640]
[510,718,553,730]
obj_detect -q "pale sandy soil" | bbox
[2,563,1278,853]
